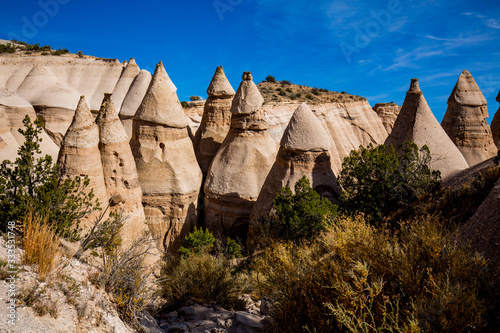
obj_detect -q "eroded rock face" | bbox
[490,90,500,150]
[373,103,400,133]
[441,70,497,166]
[57,96,108,230]
[247,103,340,251]
[204,72,277,242]
[385,79,469,178]
[96,93,148,246]
[131,62,202,251]
[193,66,235,177]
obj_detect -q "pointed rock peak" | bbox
[207,66,235,98]
[231,71,264,115]
[134,62,188,128]
[154,61,177,93]
[280,103,331,151]
[448,70,487,106]
[96,93,128,144]
[62,95,99,148]
[128,58,137,66]
[496,89,500,103]
[408,78,421,93]
[122,60,128,66]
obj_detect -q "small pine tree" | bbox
[179,227,216,256]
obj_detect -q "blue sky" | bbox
[1,0,499,122]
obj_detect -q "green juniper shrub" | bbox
[0,116,99,240]
[180,101,189,108]
[225,237,243,259]
[265,75,276,83]
[178,227,216,256]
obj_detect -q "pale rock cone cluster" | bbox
[194,66,235,176]
[96,93,149,246]
[131,62,202,251]
[385,79,469,178]
[57,96,109,230]
[441,70,497,166]
[112,58,141,113]
[490,90,500,150]
[247,103,341,250]
[372,102,400,133]
[204,72,277,242]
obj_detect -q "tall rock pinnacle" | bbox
[204,71,277,243]
[194,66,235,176]
[96,93,149,246]
[247,103,340,251]
[58,96,108,230]
[131,62,202,252]
[112,58,141,113]
[385,79,469,178]
[441,70,497,166]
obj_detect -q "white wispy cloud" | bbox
[485,18,500,29]
[461,12,500,29]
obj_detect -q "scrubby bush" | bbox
[0,43,16,54]
[51,48,69,55]
[180,101,189,108]
[189,95,201,101]
[225,237,243,259]
[265,75,276,83]
[253,215,491,332]
[339,140,441,223]
[0,116,99,240]
[179,227,216,256]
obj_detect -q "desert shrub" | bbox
[179,227,216,256]
[180,101,189,107]
[306,94,314,100]
[0,43,16,54]
[189,95,201,101]
[286,87,292,93]
[77,50,83,58]
[280,80,291,85]
[253,215,489,332]
[51,48,69,55]
[0,116,98,240]
[225,237,243,259]
[265,176,337,242]
[265,75,276,83]
[21,207,59,279]
[278,89,287,96]
[296,93,302,98]
[160,252,247,310]
[82,211,155,326]
[311,88,319,95]
[0,260,10,280]
[339,140,441,224]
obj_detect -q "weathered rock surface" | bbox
[441,70,497,166]
[491,90,500,149]
[372,102,400,133]
[96,93,148,246]
[57,96,109,229]
[204,72,277,242]
[112,58,141,112]
[194,66,235,177]
[119,69,152,139]
[131,62,202,251]
[385,79,469,178]
[459,175,500,265]
[248,103,340,250]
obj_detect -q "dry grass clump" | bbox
[22,208,59,279]
[252,215,491,332]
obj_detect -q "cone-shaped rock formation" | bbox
[57,96,108,229]
[441,70,497,166]
[204,72,277,243]
[131,62,202,252]
[112,58,141,112]
[119,69,152,139]
[247,103,340,250]
[96,93,148,246]
[194,66,235,176]
[385,79,469,178]
[491,90,500,149]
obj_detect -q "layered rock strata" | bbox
[490,90,500,150]
[441,70,497,166]
[131,62,202,251]
[372,102,400,133]
[248,103,340,250]
[193,66,235,176]
[57,96,108,229]
[385,79,469,178]
[204,72,277,242]
[96,93,148,246]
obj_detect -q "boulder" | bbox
[96,93,148,246]
[372,102,400,133]
[490,90,500,150]
[57,96,108,230]
[193,66,235,176]
[131,62,202,251]
[204,72,277,242]
[385,79,469,178]
[247,103,340,250]
[441,70,497,166]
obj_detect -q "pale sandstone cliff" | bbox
[372,102,400,133]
